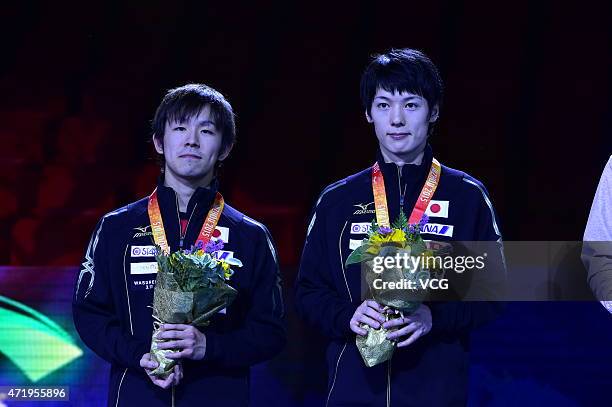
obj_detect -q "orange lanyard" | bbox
[148,188,225,254]
[372,158,441,227]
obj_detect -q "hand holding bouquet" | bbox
[346,212,440,367]
[149,240,242,378]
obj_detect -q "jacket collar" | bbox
[374,144,434,221]
[156,175,219,215]
[375,143,434,180]
[152,175,220,251]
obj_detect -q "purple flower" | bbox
[419,214,429,229]
[379,226,392,235]
[195,240,204,249]
[205,239,225,253]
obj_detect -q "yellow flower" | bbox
[386,229,406,244]
[221,262,230,271]
[365,228,407,254]
[369,229,406,245]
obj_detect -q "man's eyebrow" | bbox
[198,120,216,126]
[374,95,421,101]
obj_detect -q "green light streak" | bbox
[0,296,82,382]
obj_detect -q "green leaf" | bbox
[346,244,367,266]
[392,210,408,230]
[367,219,379,238]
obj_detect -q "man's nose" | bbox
[185,128,199,146]
[390,105,405,127]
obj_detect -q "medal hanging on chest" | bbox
[371,158,441,228]
[148,188,225,253]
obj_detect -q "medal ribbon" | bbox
[372,162,391,228]
[372,158,442,227]
[148,188,225,254]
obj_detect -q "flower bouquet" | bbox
[346,212,438,367]
[149,240,242,378]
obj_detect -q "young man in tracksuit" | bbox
[295,49,505,406]
[73,84,285,406]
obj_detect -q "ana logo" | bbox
[350,222,371,235]
[425,200,449,218]
[353,202,375,215]
[420,223,454,237]
[133,225,153,238]
[131,245,157,257]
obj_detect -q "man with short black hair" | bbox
[295,49,504,406]
[73,84,285,406]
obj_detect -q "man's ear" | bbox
[152,134,163,154]
[365,110,373,123]
[218,143,234,162]
[429,104,440,123]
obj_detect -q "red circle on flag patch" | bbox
[213,229,221,237]
[430,204,441,213]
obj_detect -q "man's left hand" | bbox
[383,304,432,347]
[156,324,207,360]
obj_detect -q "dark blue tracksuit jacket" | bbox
[295,145,505,407]
[73,181,285,407]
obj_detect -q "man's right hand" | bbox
[140,353,183,389]
[349,300,386,336]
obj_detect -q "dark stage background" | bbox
[0,1,610,406]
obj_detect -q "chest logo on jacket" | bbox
[130,262,158,275]
[133,225,153,238]
[131,245,157,257]
[353,202,375,215]
[421,223,454,237]
[350,223,371,235]
[425,200,449,218]
[213,226,230,243]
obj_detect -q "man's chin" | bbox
[385,145,419,157]
[166,167,213,183]
[379,141,427,163]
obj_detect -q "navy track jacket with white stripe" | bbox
[73,179,286,407]
[295,144,505,406]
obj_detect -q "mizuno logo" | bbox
[354,202,374,211]
[133,225,153,238]
[353,202,375,215]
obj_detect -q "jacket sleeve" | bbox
[429,179,506,335]
[294,206,358,340]
[72,217,149,370]
[582,156,612,302]
[202,225,286,368]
